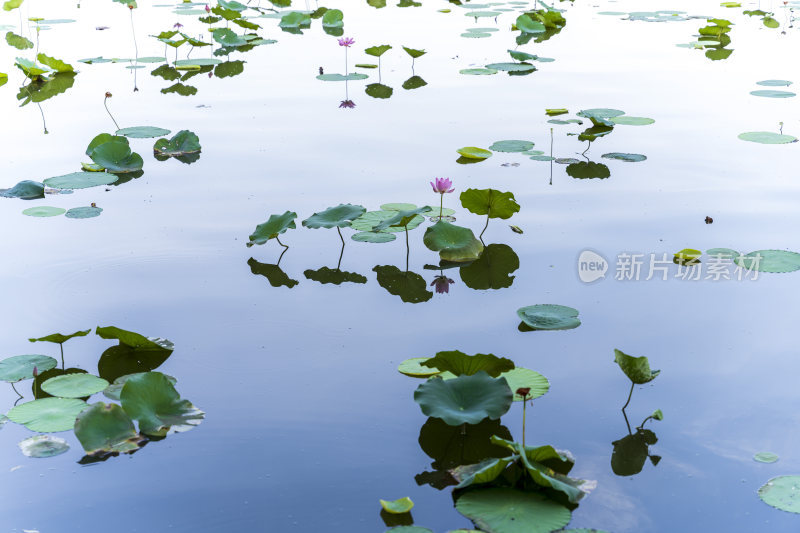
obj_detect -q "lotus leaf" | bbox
[279,11,311,28]
[516,14,546,33]
[460,68,497,75]
[421,351,515,377]
[759,476,800,513]
[302,204,366,229]
[303,267,366,285]
[66,206,103,219]
[380,497,414,514]
[174,58,221,67]
[0,354,57,381]
[456,487,571,533]
[751,90,795,98]
[365,44,391,57]
[103,372,177,401]
[452,457,516,488]
[29,330,90,345]
[754,452,779,463]
[15,57,52,80]
[42,374,109,398]
[89,138,144,174]
[373,265,433,303]
[757,80,792,86]
[19,435,70,458]
[6,31,32,49]
[120,371,204,436]
[7,397,86,432]
[610,116,655,125]
[424,221,476,252]
[602,152,647,162]
[517,304,581,330]
[96,326,173,352]
[74,402,143,455]
[508,50,537,61]
[351,211,402,233]
[414,372,513,425]
[212,28,248,46]
[43,172,117,189]
[381,203,417,212]
[460,189,520,220]
[248,211,297,247]
[498,368,550,401]
[735,250,800,273]
[420,417,513,469]
[317,73,368,81]
[219,0,246,10]
[211,5,241,20]
[402,46,426,59]
[97,344,172,383]
[0,180,44,199]
[459,244,519,290]
[373,206,431,231]
[738,132,797,144]
[485,62,535,72]
[22,206,66,217]
[36,53,73,73]
[86,133,124,157]
[707,248,739,259]
[567,161,611,180]
[321,8,343,27]
[153,130,201,156]
[365,83,393,98]
[352,231,396,243]
[2,0,23,10]
[614,349,660,384]
[440,237,484,262]
[116,126,171,138]
[489,140,534,152]
[398,357,441,377]
[0,72,7,86]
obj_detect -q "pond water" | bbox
[2,0,800,531]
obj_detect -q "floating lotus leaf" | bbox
[248,211,297,246]
[485,62,535,72]
[460,244,519,290]
[424,221,476,251]
[735,250,800,273]
[115,126,171,139]
[19,435,70,458]
[460,68,497,75]
[750,90,795,98]
[548,118,583,125]
[498,368,550,401]
[516,14,546,33]
[517,304,581,331]
[466,10,502,17]
[380,497,414,514]
[0,354,57,381]
[462,32,490,38]
[352,231,396,243]
[121,371,204,437]
[23,206,65,217]
[456,488,571,533]
[365,44,391,57]
[489,140,534,152]
[509,50,537,61]
[759,476,800,513]
[610,116,655,125]
[0,180,44,199]
[567,161,611,180]
[457,147,492,159]
[351,211,403,233]
[421,351,515,378]
[174,58,221,67]
[302,204,366,229]
[414,372,513,426]
[706,248,740,259]
[756,79,792,86]
[365,83,393,98]
[317,73,368,81]
[74,402,144,455]
[381,203,417,212]
[614,348,660,384]
[32,368,85,399]
[578,107,625,119]
[29,330,90,345]
[373,265,433,303]
[7,397,86,432]
[6,31,32,49]
[738,132,797,144]
[602,152,647,162]
[754,452,779,463]
[398,357,441,377]
[103,372,177,401]
[89,138,144,174]
[373,206,431,231]
[66,206,103,219]
[43,172,117,189]
[460,189,520,219]
[303,267,367,285]
[321,8,343,27]
[42,374,109,398]
[153,130,201,156]
[355,63,377,69]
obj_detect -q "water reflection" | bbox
[373,265,432,303]
[248,255,299,289]
[459,243,519,290]
[611,410,662,477]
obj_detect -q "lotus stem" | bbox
[405,227,410,272]
[549,127,554,185]
[275,235,289,249]
[59,343,65,369]
[276,246,288,266]
[622,381,634,411]
[130,8,139,61]
[10,381,22,400]
[522,398,527,448]
[581,140,592,157]
[36,102,48,135]
[336,227,345,270]
[345,47,348,76]
[104,95,120,131]
[439,193,444,220]
[480,213,490,241]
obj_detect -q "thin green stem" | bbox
[405,227,410,272]
[275,235,289,249]
[104,96,120,131]
[336,227,345,270]
[549,127,554,185]
[480,213,490,241]
[622,382,635,411]
[130,8,139,61]
[522,398,527,448]
[10,381,22,400]
[60,343,64,369]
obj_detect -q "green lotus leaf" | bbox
[0,354,57,382]
[510,443,593,503]
[460,189,520,220]
[219,0,246,11]
[302,204,366,229]
[351,211,403,233]
[517,304,581,330]
[42,374,109,398]
[421,350,515,378]
[66,206,103,219]
[29,330,91,345]
[414,372,513,426]
[19,434,69,458]
[303,267,367,285]
[490,437,575,474]
[15,57,52,80]
[81,162,105,172]
[398,357,441,377]
[750,90,795,98]
[43,172,118,189]
[567,161,611,180]
[759,476,800,513]
[321,8,343,27]
[577,107,624,122]
[3,0,23,10]
[174,58,221,67]
[465,10,502,17]
[516,14,546,33]
[279,11,311,28]
[153,130,201,156]
[86,133,124,156]
[420,417,513,470]
[440,237,484,262]
[248,258,299,288]
[74,402,144,455]
[498,368,550,401]
[351,231,396,243]
[485,62,535,72]
[380,497,414,514]
[452,457,516,489]
[508,50,537,61]
[545,108,568,116]
[120,371,204,437]
[459,244,519,290]
[32,368,86,399]
[738,132,797,144]
[365,44,391,57]
[317,73,368,81]
[754,452,779,463]
[423,221,476,252]
[548,118,583,125]
[7,397,86,432]
[381,203,417,211]
[0,180,44,199]
[456,146,492,160]
[96,326,173,353]
[614,348,660,384]
[36,53,73,73]
[6,31,33,49]
[247,211,297,247]
[22,206,65,217]
[602,152,647,162]
[402,76,427,90]
[210,4,240,20]
[460,68,497,75]
[373,206,431,231]
[735,250,800,273]
[456,488,571,533]
[212,27,248,46]
[97,343,172,384]
[373,265,433,303]
[89,138,144,174]
[610,116,655,125]
[214,60,245,79]
[674,248,701,263]
[116,126,171,138]
[402,46,426,58]
[756,79,792,86]
[103,372,177,401]
[489,140,534,152]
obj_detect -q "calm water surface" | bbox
[1,0,800,531]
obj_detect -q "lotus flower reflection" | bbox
[431,275,454,294]
[339,100,356,109]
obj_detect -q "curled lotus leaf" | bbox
[614,348,660,384]
[414,371,513,426]
[96,326,174,352]
[89,138,144,174]
[498,368,550,401]
[457,147,492,160]
[421,351,515,377]
[29,329,91,344]
[153,130,201,156]
[74,402,144,455]
[373,206,432,231]
[247,211,297,247]
[402,46,426,58]
[516,14,546,33]
[120,371,204,437]
[423,221,476,252]
[365,44,391,57]
[517,304,581,331]
[302,204,366,229]
[380,497,414,514]
[460,189,520,220]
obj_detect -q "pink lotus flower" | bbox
[32,366,38,377]
[431,275,454,294]
[338,37,355,47]
[205,4,210,12]
[339,99,356,109]
[430,177,454,194]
